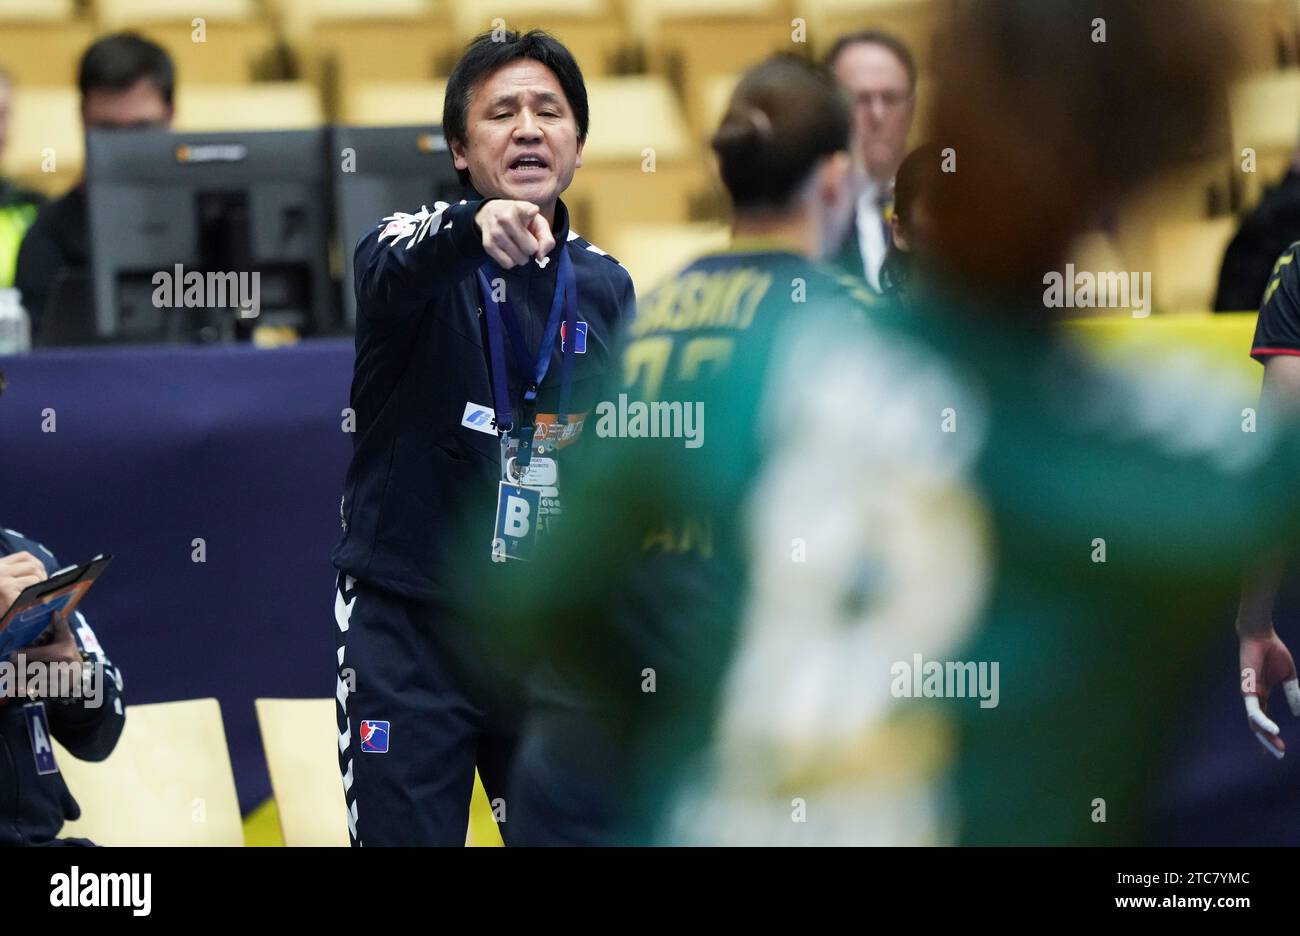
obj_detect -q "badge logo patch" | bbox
[560,321,588,353]
[360,720,389,753]
[461,402,498,435]
[533,412,587,449]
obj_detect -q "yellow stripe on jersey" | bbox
[1263,248,1297,309]
[630,267,773,338]
[832,272,879,311]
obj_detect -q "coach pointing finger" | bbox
[331,29,636,846]
[477,200,556,269]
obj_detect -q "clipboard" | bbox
[0,554,113,657]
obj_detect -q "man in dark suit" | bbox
[825,30,918,292]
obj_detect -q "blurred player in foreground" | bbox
[668,0,1291,845]
[497,0,1300,846]
[484,54,872,845]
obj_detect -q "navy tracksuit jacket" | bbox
[331,189,635,844]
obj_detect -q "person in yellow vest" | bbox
[0,70,46,291]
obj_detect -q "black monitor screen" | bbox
[85,127,333,344]
[331,125,463,328]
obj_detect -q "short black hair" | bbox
[824,29,918,92]
[442,29,589,187]
[78,33,175,106]
[711,54,850,212]
[892,142,942,226]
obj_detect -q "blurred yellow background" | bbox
[4,1,1299,309]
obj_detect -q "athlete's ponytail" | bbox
[711,55,851,213]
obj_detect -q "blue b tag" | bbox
[492,482,541,562]
[23,702,58,776]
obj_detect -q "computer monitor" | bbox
[331,125,463,328]
[85,127,334,343]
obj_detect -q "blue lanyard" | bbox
[476,248,577,462]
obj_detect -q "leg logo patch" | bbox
[360,720,389,753]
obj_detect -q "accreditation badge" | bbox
[500,426,563,538]
[492,481,540,562]
[531,411,592,535]
[23,702,58,775]
[491,426,555,561]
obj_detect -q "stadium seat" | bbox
[450,2,627,77]
[0,4,94,89]
[565,75,713,243]
[625,0,778,37]
[93,0,280,83]
[255,698,504,846]
[606,222,731,292]
[95,0,258,27]
[1,86,82,196]
[1229,70,1300,153]
[1114,158,1236,277]
[1215,0,1297,72]
[341,81,447,126]
[628,0,792,134]
[1229,69,1300,208]
[0,0,75,16]
[275,1,453,119]
[582,76,692,163]
[174,82,324,131]
[269,0,434,38]
[1151,217,1239,313]
[54,698,244,846]
[801,0,949,70]
[254,698,349,846]
[695,73,740,142]
[569,163,721,249]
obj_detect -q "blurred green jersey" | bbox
[671,291,1300,845]
[492,250,1300,845]
[490,244,876,845]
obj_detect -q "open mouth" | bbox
[508,153,550,177]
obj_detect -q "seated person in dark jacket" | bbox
[14,33,173,342]
[1215,159,1300,312]
[0,370,125,846]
